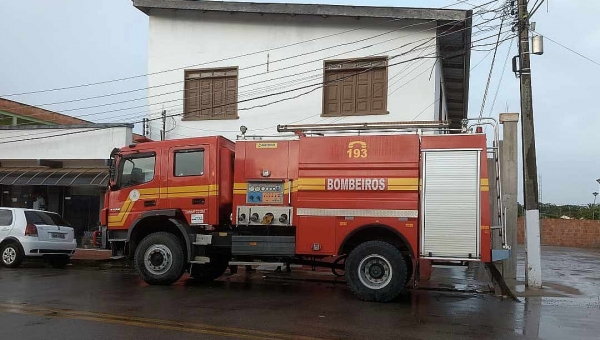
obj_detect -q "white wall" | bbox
[0,126,132,160]
[146,10,443,141]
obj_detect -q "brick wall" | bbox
[517,218,600,248]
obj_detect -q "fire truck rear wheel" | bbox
[134,232,185,285]
[345,240,407,302]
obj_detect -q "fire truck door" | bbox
[108,151,161,230]
[420,150,481,260]
[167,146,211,226]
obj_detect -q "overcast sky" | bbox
[0,0,598,205]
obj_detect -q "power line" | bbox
[3,3,508,139]
[21,13,491,113]
[12,14,497,125]
[529,0,547,18]
[487,37,515,118]
[0,52,437,143]
[388,60,433,96]
[105,46,436,127]
[1,0,498,98]
[125,49,437,130]
[0,127,107,145]
[6,4,504,125]
[478,12,506,118]
[4,22,464,124]
[533,30,600,69]
[61,43,439,120]
[5,41,437,129]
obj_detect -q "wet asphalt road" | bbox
[0,246,599,340]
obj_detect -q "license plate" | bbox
[51,233,66,239]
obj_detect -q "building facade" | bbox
[134,0,472,141]
[0,98,134,244]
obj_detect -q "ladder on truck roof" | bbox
[277,120,452,134]
[237,121,454,140]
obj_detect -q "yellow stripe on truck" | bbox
[108,186,217,227]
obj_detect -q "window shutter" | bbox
[322,57,388,117]
[184,78,200,119]
[200,79,213,118]
[355,71,371,115]
[371,68,387,114]
[323,72,341,115]
[184,68,239,120]
[340,71,356,115]
[225,77,238,118]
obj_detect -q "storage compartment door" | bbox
[421,150,480,259]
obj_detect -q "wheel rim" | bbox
[2,247,17,265]
[143,244,173,275]
[357,254,393,290]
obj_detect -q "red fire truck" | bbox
[100,121,506,302]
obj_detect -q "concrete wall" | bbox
[146,9,442,141]
[517,218,600,248]
[0,126,132,160]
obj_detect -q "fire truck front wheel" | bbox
[134,232,186,285]
[345,241,407,302]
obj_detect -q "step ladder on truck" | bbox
[99,120,509,302]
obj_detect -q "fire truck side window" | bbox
[174,149,204,177]
[118,153,156,189]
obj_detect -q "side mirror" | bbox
[106,158,118,190]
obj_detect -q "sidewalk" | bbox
[72,248,112,261]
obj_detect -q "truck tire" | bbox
[345,240,407,302]
[189,256,229,283]
[1,242,24,268]
[134,232,185,285]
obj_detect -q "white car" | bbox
[0,208,77,268]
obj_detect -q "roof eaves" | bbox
[133,0,470,21]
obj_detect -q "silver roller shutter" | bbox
[421,150,480,259]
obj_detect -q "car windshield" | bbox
[25,211,70,226]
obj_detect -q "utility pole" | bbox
[160,110,166,141]
[517,0,542,288]
[500,113,519,281]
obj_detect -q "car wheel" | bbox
[345,240,407,302]
[48,255,70,269]
[1,242,24,268]
[134,232,185,285]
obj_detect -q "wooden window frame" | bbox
[183,67,239,121]
[322,56,389,117]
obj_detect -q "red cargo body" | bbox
[233,133,491,262]
[295,134,420,257]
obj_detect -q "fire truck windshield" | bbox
[116,152,156,189]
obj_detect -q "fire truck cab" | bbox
[101,122,504,302]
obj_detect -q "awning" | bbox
[0,167,109,187]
